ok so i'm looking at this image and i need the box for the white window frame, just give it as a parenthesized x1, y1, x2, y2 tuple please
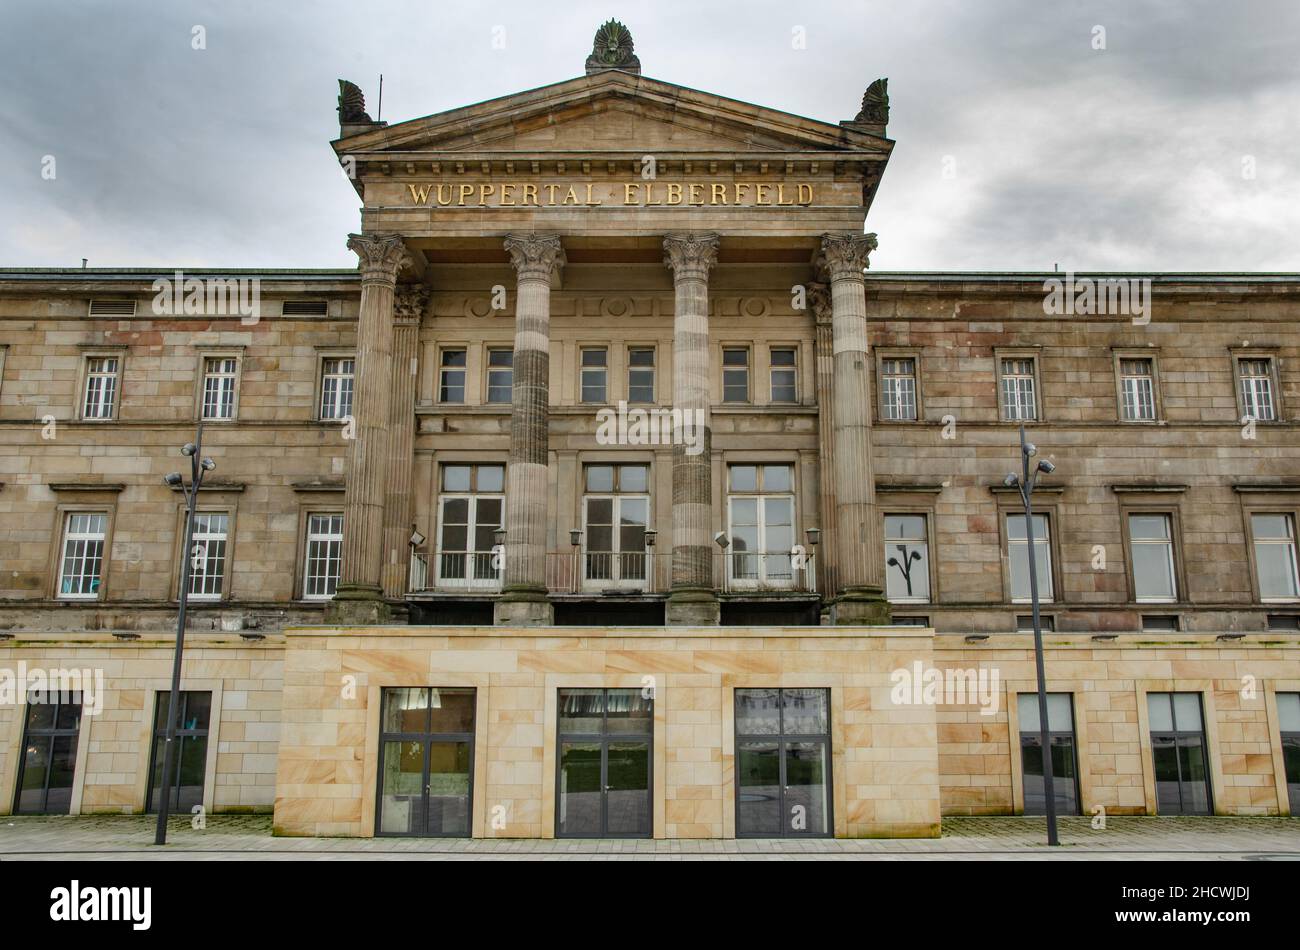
(768, 347, 798, 404)
(880, 357, 918, 421)
(581, 492, 650, 591)
(319, 356, 355, 421)
(580, 347, 608, 404)
(726, 465, 796, 590)
(81, 354, 120, 421)
(999, 356, 1039, 422)
(1238, 357, 1277, 422)
(1251, 512, 1300, 603)
(302, 513, 343, 600)
(435, 493, 504, 590)
(722, 347, 751, 404)
(199, 355, 240, 421)
(1007, 512, 1054, 603)
(486, 348, 513, 404)
(1128, 512, 1178, 603)
(186, 511, 230, 601)
(627, 346, 656, 404)
(438, 348, 467, 404)
(1119, 358, 1157, 422)
(884, 512, 931, 603)
(57, 512, 108, 600)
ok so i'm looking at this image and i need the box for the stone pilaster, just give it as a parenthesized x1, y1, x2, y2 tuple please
(328, 233, 414, 625)
(379, 283, 428, 601)
(818, 232, 890, 625)
(663, 232, 720, 625)
(494, 233, 565, 626)
(809, 281, 839, 604)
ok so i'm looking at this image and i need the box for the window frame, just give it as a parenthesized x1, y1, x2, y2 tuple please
(1000, 506, 1061, 604)
(53, 509, 111, 601)
(194, 350, 243, 422)
(995, 348, 1043, 423)
(1121, 507, 1185, 604)
(626, 344, 657, 404)
(725, 463, 798, 589)
(170, 504, 237, 602)
(875, 348, 923, 422)
(434, 463, 506, 590)
(316, 351, 356, 422)
(579, 346, 609, 404)
(721, 345, 752, 404)
(732, 687, 834, 839)
(1245, 508, 1300, 604)
(437, 346, 468, 405)
(1015, 692, 1082, 817)
(76, 348, 126, 422)
(882, 510, 934, 604)
(300, 510, 344, 601)
(1112, 349, 1163, 423)
(1231, 349, 1282, 423)
(484, 347, 514, 405)
(767, 345, 799, 405)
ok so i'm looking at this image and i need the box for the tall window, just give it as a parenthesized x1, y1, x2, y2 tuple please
(437, 464, 504, 588)
(580, 347, 607, 403)
(735, 688, 832, 837)
(722, 347, 750, 403)
(485, 348, 513, 404)
(1007, 512, 1052, 602)
(1119, 358, 1156, 421)
(1017, 693, 1080, 816)
(769, 347, 797, 403)
(58, 512, 107, 599)
(1238, 357, 1276, 421)
(200, 356, 238, 420)
(377, 687, 476, 837)
(880, 357, 918, 421)
(82, 356, 119, 420)
(14, 691, 82, 815)
(727, 464, 795, 588)
(884, 514, 930, 603)
(627, 346, 655, 403)
(557, 688, 653, 838)
(1147, 692, 1211, 815)
(999, 357, 1038, 421)
(582, 464, 649, 588)
(187, 512, 229, 600)
(439, 349, 466, 403)
(147, 691, 211, 815)
(319, 357, 354, 420)
(303, 513, 343, 599)
(1128, 513, 1177, 602)
(1279, 693, 1300, 814)
(1252, 513, 1300, 601)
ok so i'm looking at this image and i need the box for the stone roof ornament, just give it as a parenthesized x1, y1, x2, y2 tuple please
(585, 19, 641, 75)
(338, 79, 385, 137)
(845, 78, 889, 135)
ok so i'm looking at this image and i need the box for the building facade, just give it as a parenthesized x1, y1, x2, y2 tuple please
(1, 23, 1299, 837)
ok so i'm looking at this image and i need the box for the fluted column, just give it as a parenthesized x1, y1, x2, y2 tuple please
(809, 281, 840, 604)
(819, 232, 890, 624)
(380, 283, 428, 600)
(663, 232, 720, 625)
(328, 232, 414, 625)
(494, 233, 564, 627)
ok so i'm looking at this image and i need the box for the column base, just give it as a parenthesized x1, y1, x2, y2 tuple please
(666, 588, 720, 626)
(829, 588, 892, 626)
(324, 585, 391, 626)
(493, 588, 554, 626)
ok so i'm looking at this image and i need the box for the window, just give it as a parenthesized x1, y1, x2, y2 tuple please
(884, 513, 930, 603)
(627, 346, 655, 403)
(486, 349, 513, 404)
(439, 349, 466, 403)
(735, 688, 832, 837)
(580, 347, 607, 403)
(13, 691, 82, 815)
(769, 347, 797, 403)
(186, 512, 229, 600)
(1119, 358, 1156, 421)
(557, 688, 652, 838)
(147, 691, 211, 815)
(722, 347, 750, 403)
(1147, 692, 1211, 815)
(1007, 513, 1053, 602)
(999, 357, 1038, 421)
(582, 464, 649, 588)
(58, 512, 107, 599)
(436, 464, 504, 589)
(377, 687, 476, 837)
(1278, 693, 1300, 815)
(1017, 614, 1055, 632)
(880, 357, 918, 421)
(1237, 357, 1276, 421)
(82, 355, 119, 420)
(1017, 693, 1080, 816)
(1141, 614, 1180, 632)
(1128, 513, 1177, 602)
(727, 464, 795, 588)
(1251, 513, 1300, 601)
(200, 356, 238, 420)
(303, 513, 343, 599)
(319, 357, 354, 420)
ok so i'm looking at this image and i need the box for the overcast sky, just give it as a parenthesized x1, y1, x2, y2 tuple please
(2, 0, 1297, 272)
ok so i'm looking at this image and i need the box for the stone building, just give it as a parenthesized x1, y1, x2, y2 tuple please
(1, 22, 1298, 837)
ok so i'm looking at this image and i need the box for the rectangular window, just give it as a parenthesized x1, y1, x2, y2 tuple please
(1147, 692, 1211, 815)
(186, 511, 229, 600)
(999, 357, 1038, 421)
(1252, 513, 1300, 601)
(580, 347, 608, 403)
(1129, 513, 1177, 602)
(319, 357, 354, 420)
(377, 687, 476, 837)
(557, 688, 653, 838)
(1141, 614, 1180, 632)
(727, 464, 795, 588)
(486, 349, 513, 404)
(884, 513, 930, 603)
(82, 356, 119, 420)
(582, 464, 649, 588)
(627, 346, 655, 403)
(1017, 614, 1055, 632)
(1119, 358, 1156, 421)
(438, 349, 466, 403)
(1007, 512, 1052, 602)
(1278, 693, 1300, 815)
(147, 691, 211, 815)
(436, 464, 504, 589)
(58, 512, 107, 599)
(1017, 693, 1080, 816)
(14, 691, 82, 815)
(200, 356, 238, 420)
(1238, 358, 1276, 421)
(880, 357, 918, 421)
(303, 513, 343, 599)
(769, 347, 797, 403)
(734, 688, 832, 837)
(723, 347, 750, 403)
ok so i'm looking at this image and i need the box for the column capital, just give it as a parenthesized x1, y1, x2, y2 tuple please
(663, 232, 720, 282)
(807, 281, 833, 325)
(347, 233, 415, 284)
(504, 233, 566, 282)
(393, 283, 429, 324)
(817, 232, 878, 282)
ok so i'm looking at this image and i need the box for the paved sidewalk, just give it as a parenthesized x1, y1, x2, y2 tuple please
(1, 814, 1298, 860)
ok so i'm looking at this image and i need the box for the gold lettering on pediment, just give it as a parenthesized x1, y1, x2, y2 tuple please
(402, 180, 816, 208)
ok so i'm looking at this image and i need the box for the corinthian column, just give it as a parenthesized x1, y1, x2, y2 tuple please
(328, 232, 414, 625)
(380, 283, 428, 600)
(809, 281, 839, 603)
(819, 232, 890, 625)
(494, 233, 564, 627)
(663, 232, 720, 626)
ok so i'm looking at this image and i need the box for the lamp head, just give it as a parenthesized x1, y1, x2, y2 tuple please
(1036, 459, 1056, 475)
(1022, 441, 1037, 458)
(714, 531, 730, 549)
(1003, 473, 1019, 488)
(200, 458, 215, 471)
(182, 443, 197, 457)
(164, 472, 183, 487)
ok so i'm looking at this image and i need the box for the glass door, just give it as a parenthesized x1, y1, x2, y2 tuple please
(147, 691, 211, 814)
(14, 691, 82, 814)
(557, 688, 652, 838)
(1147, 692, 1212, 815)
(735, 688, 832, 837)
(376, 687, 475, 837)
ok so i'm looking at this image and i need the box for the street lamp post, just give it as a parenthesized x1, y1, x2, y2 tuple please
(1004, 424, 1060, 847)
(154, 426, 215, 846)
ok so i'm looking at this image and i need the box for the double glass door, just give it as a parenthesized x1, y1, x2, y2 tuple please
(147, 691, 211, 814)
(557, 688, 652, 837)
(1148, 692, 1212, 815)
(735, 688, 832, 837)
(376, 687, 475, 836)
(14, 691, 82, 814)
